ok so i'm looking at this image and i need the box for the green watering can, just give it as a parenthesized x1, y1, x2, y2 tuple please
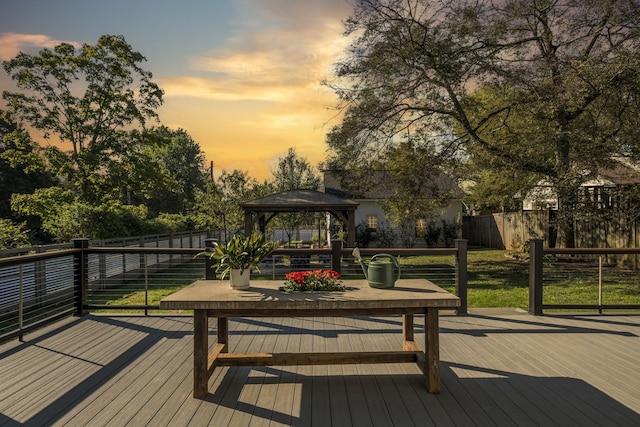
(352, 248, 401, 289)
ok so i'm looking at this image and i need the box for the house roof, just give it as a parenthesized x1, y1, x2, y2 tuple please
(240, 189, 359, 212)
(323, 170, 464, 200)
(597, 160, 640, 186)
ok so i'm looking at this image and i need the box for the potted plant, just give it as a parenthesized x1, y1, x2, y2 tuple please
(203, 232, 277, 290)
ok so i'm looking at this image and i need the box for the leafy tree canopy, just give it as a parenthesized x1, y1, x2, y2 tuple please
(272, 147, 321, 191)
(270, 147, 323, 244)
(3, 34, 164, 201)
(0, 110, 55, 220)
(326, 0, 640, 247)
(122, 126, 207, 215)
(192, 169, 263, 240)
(0, 218, 30, 250)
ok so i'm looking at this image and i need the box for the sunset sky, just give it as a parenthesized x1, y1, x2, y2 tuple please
(0, 0, 353, 180)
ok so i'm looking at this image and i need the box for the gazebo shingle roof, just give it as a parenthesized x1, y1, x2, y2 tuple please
(240, 189, 358, 246)
(240, 189, 359, 211)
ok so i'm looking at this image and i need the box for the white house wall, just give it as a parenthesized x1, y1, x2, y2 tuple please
(354, 200, 387, 226)
(354, 200, 462, 226)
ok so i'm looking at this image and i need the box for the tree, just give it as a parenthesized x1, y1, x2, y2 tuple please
(0, 219, 30, 249)
(192, 170, 259, 240)
(0, 111, 54, 220)
(271, 147, 322, 245)
(11, 187, 77, 241)
(126, 126, 206, 215)
(3, 34, 164, 202)
(379, 140, 457, 246)
(272, 147, 321, 191)
(326, 0, 640, 247)
(10, 186, 189, 241)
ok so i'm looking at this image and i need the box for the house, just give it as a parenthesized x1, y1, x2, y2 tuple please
(523, 157, 640, 211)
(323, 170, 464, 247)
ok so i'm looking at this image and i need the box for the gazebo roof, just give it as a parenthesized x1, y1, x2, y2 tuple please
(240, 189, 359, 212)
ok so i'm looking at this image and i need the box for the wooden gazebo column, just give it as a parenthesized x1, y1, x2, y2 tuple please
(244, 210, 253, 236)
(329, 207, 357, 248)
(346, 209, 356, 248)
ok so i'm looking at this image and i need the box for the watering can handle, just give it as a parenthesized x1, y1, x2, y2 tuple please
(370, 254, 401, 282)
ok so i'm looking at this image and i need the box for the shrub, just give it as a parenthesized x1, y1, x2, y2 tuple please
(425, 220, 441, 247)
(0, 219, 30, 249)
(441, 219, 460, 247)
(376, 221, 397, 247)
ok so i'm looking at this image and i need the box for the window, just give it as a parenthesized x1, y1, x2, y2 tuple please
(366, 215, 378, 230)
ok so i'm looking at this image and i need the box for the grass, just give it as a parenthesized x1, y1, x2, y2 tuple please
(403, 249, 530, 310)
(542, 258, 640, 311)
(404, 248, 640, 311)
(93, 248, 640, 313)
(89, 261, 205, 314)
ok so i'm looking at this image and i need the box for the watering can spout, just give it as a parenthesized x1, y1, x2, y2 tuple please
(352, 247, 368, 279)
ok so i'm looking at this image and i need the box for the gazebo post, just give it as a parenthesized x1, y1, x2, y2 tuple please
(347, 209, 356, 248)
(244, 210, 253, 236)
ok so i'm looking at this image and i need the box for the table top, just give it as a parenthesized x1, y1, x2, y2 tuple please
(159, 279, 460, 311)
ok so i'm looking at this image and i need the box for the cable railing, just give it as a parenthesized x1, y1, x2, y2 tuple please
(529, 239, 640, 314)
(7, 235, 640, 342)
(0, 249, 79, 343)
(0, 239, 468, 342)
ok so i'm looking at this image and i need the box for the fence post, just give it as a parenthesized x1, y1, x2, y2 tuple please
(204, 238, 217, 280)
(455, 239, 468, 315)
(73, 238, 90, 316)
(529, 238, 544, 315)
(331, 239, 343, 274)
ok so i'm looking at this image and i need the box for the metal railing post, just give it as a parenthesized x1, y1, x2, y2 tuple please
(18, 265, 24, 341)
(529, 238, 544, 315)
(455, 239, 468, 315)
(73, 238, 90, 316)
(331, 239, 343, 274)
(144, 254, 149, 316)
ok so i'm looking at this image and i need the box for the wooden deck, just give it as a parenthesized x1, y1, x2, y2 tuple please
(1, 310, 639, 426)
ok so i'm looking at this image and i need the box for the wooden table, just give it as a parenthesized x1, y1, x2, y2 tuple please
(160, 278, 460, 398)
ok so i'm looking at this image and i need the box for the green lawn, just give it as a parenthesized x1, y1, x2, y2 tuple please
(94, 249, 640, 313)
(405, 249, 640, 311)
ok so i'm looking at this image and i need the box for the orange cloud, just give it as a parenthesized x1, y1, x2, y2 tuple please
(0, 32, 81, 60)
(0, 1, 354, 182)
(158, 0, 351, 180)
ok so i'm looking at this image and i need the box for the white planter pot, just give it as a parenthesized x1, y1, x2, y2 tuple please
(229, 269, 251, 290)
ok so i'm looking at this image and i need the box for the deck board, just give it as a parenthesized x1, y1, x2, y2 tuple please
(1, 312, 639, 426)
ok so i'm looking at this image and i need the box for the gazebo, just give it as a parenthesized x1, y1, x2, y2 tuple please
(240, 189, 359, 247)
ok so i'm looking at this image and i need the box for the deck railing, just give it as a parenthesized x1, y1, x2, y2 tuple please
(0, 239, 468, 342)
(529, 238, 640, 314)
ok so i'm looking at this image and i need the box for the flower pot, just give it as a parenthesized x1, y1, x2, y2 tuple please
(229, 269, 251, 290)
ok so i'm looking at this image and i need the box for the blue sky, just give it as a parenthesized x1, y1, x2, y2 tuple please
(0, 0, 352, 179)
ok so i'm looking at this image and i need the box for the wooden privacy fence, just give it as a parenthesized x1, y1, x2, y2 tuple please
(463, 211, 549, 250)
(463, 211, 640, 251)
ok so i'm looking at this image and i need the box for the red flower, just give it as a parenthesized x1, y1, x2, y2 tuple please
(283, 269, 343, 292)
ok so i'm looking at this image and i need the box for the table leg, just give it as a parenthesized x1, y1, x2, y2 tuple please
(425, 308, 440, 393)
(402, 314, 414, 345)
(218, 317, 228, 352)
(193, 309, 209, 398)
